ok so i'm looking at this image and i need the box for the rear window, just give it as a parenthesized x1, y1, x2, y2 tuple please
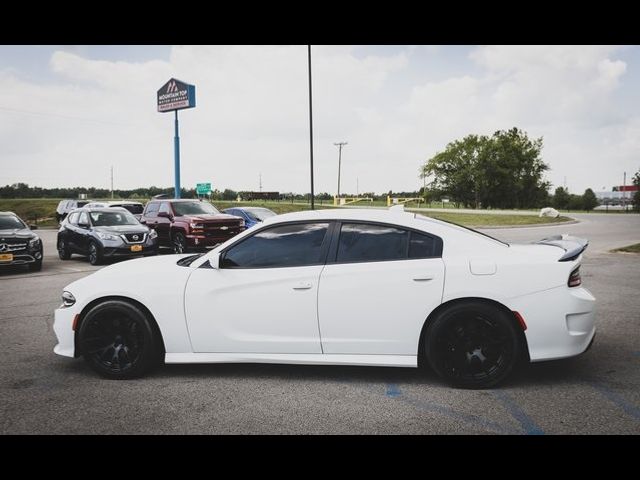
(116, 204, 144, 214)
(77, 201, 89, 208)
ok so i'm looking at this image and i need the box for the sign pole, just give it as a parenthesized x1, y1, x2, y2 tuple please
(174, 110, 181, 199)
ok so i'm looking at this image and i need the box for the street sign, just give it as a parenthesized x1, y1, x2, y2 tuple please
(196, 183, 212, 195)
(157, 78, 196, 113)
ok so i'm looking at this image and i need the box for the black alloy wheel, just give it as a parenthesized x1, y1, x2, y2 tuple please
(425, 302, 521, 389)
(88, 241, 102, 265)
(78, 300, 161, 379)
(172, 232, 187, 254)
(58, 238, 71, 260)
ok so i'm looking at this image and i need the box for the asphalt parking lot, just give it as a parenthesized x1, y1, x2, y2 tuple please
(1, 213, 639, 434)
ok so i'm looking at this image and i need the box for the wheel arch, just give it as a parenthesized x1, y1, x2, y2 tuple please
(74, 295, 166, 359)
(417, 296, 530, 367)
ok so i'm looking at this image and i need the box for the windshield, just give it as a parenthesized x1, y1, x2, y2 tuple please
(415, 214, 509, 247)
(243, 208, 276, 222)
(172, 201, 219, 216)
(89, 211, 139, 226)
(0, 215, 26, 230)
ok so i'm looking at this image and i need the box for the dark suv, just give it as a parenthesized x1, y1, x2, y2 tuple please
(0, 211, 43, 271)
(57, 207, 158, 265)
(141, 199, 245, 253)
(56, 199, 91, 222)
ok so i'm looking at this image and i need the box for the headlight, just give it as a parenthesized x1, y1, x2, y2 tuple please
(61, 291, 76, 308)
(97, 232, 119, 241)
(28, 237, 41, 249)
(189, 222, 204, 229)
(148, 229, 158, 239)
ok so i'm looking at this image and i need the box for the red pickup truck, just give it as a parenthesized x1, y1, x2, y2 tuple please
(141, 199, 245, 253)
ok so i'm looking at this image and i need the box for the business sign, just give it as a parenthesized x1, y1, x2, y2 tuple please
(157, 78, 196, 113)
(196, 183, 212, 195)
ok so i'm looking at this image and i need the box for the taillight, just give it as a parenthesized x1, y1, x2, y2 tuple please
(568, 266, 582, 287)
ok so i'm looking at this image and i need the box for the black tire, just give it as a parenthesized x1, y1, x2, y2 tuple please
(88, 241, 102, 265)
(424, 302, 521, 389)
(28, 259, 42, 272)
(58, 238, 71, 260)
(172, 232, 187, 254)
(78, 300, 162, 379)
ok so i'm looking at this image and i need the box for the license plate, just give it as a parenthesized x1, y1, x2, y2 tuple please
(130, 245, 143, 252)
(0, 253, 13, 262)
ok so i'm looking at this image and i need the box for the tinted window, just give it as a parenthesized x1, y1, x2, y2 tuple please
(77, 201, 89, 208)
(67, 212, 79, 225)
(145, 202, 160, 216)
(337, 223, 408, 263)
(409, 232, 436, 258)
(222, 223, 329, 268)
(159, 202, 172, 214)
(244, 208, 276, 221)
(115, 204, 144, 215)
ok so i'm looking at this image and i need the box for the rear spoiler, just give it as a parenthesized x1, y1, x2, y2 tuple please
(536, 234, 589, 262)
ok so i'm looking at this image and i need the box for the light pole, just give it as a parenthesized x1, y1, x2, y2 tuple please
(308, 46, 315, 209)
(334, 141, 348, 198)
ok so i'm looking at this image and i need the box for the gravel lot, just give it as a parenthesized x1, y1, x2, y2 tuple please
(1, 213, 639, 434)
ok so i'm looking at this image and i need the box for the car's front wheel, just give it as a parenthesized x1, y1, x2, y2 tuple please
(88, 241, 102, 265)
(172, 232, 187, 254)
(424, 302, 521, 389)
(58, 238, 71, 260)
(78, 300, 163, 379)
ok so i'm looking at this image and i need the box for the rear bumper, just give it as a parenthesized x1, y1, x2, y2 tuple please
(510, 286, 596, 362)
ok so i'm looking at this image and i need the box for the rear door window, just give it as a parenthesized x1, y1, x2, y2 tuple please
(336, 223, 408, 263)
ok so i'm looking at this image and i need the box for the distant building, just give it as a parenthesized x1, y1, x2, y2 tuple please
(595, 185, 638, 205)
(238, 191, 281, 201)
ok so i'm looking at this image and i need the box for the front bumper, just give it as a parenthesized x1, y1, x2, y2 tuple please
(102, 245, 158, 258)
(510, 285, 596, 362)
(53, 306, 77, 358)
(0, 249, 43, 266)
(186, 232, 243, 249)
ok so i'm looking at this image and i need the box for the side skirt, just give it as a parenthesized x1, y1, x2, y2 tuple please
(165, 353, 417, 368)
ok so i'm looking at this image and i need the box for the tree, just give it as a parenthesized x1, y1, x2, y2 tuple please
(582, 188, 598, 212)
(553, 187, 570, 210)
(422, 128, 550, 209)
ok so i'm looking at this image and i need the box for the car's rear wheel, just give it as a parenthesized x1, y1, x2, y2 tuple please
(172, 232, 187, 254)
(78, 300, 162, 379)
(88, 241, 102, 265)
(424, 302, 521, 389)
(58, 239, 71, 260)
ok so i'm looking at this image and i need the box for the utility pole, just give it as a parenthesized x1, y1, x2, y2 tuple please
(334, 141, 348, 198)
(110, 166, 114, 199)
(308, 45, 315, 210)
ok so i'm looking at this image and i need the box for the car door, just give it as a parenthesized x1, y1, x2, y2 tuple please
(63, 212, 81, 252)
(155, 202, 173, 245)
(317, 222, 445, 355)
(184, 222, 332, 353)
(76, 211, 92, 253)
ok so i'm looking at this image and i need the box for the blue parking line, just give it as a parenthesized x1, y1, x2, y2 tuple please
(491, 390, 545, 435)
(590, 382, 640, 421)
(385, 383, 402, 397)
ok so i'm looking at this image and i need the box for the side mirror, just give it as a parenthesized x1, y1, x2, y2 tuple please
(158, 211, 172, 219)
(208, 252, 220, 269)
(78, 222, 89, 229)
(29, 225, 38, 230)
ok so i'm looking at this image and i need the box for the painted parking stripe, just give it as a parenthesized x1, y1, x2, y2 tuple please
(590, 382, 640, 421)
(491, 390, 545, 435)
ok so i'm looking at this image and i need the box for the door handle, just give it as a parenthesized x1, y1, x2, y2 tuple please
(292, 282, 313, 290)
(413, 276, 434, 282)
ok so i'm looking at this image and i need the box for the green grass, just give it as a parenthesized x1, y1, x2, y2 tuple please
(0, 198, 574, 228)
(611, 243, 640, 253)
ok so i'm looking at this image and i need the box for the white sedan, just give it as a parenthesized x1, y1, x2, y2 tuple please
(53, 207, 596, 388)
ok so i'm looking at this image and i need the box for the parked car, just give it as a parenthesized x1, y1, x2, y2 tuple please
(0, 211, 43, 271)
(57, 207, 158, 265)
(84, 201, 145, 220)
(140, 199, 245, 253)
(222, 206, 276, 228)
(53, 206, 595, 388)
(56, 199, 92, 222)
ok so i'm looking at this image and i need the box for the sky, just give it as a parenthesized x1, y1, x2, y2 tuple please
(1, 45, 639, 195)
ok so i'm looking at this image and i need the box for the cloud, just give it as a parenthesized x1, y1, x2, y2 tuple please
(0, 45, 637, 195)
